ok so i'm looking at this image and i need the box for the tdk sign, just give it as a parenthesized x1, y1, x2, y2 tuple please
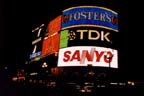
(62, 6, 118, 32)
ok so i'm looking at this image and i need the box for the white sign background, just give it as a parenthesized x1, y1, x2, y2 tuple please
(58, 46, 118, 68)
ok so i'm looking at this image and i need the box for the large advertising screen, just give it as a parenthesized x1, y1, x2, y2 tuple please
(57, 6, 118, 68)
(58, 46, 118, 68)
(42, 15, 61, 56)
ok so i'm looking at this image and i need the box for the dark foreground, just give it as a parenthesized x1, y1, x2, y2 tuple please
(1, 82, 144, 96)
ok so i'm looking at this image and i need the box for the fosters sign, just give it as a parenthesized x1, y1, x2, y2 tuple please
(62, 6, 118, 32)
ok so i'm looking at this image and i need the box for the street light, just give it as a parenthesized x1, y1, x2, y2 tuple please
(42, 62, 48, 68)
(104, 53, 114, 86)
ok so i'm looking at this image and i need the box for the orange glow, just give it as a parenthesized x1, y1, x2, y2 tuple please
(51, 67, 59, 76)
(42, 15, 61, 56)
(12, 77, 17, 81)
(48, 15, 61, 35)
(42, 33, 60, 56)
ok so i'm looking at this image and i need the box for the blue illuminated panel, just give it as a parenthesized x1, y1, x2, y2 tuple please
(62, 6, 118, 32)
(29, 51, 42, 59)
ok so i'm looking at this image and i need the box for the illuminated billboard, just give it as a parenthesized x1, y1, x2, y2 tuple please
(59, 30, 69, 48)
(62, 6, 118, 32)
(57, 6, 119, 68)
(59, 27, 118, 49)
(42, 16, 61, 56)
(30, 24, 45, 60)
(58, 46, 118, 68)
(48, 15, 61, 34)
(42, 33, 60, 56)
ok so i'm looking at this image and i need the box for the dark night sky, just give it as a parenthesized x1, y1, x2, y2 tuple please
(1, 0, 144, 82)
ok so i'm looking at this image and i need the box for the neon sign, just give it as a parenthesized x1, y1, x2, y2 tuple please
(62, 6, 118, 32)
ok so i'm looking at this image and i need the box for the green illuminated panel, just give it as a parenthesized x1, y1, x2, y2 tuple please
(34, 57, 41, 61)
(60, 30, 69, 48)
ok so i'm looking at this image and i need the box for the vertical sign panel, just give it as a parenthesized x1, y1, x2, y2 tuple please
(30, 24, 45, 60)
(42, 16, 61, 56)
(60, 30, 69, 48)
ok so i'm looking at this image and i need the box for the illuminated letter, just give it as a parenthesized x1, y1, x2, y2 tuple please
(77, 30, 88, 40)
(112, 16, 118, 25)
(104, 51, 113, 63)
(70, 50, 80, 61)
(95, 51, 104, 62)
(101, 31, 110, 42)
(80, 48, 95, 64)
(74, 12, 81, 20)
(89, 30, 100, 40)
(87, 12, 93, 20)
(81, 12, 87, 19)
(69, 13, 73, 21)
(62, 15, 69, 23)
(94, 12, 99, 20)
(105, 13, 111, 22)
(63, 51, 71, 62)
(100, 13, 105, 22)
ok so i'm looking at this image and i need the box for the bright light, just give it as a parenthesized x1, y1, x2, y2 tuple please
(58, 46, 118, 68)
(30, 72, 38, 76)
(12, 77, 17, 81)
(42, 62, 48, 68)
(128, 81, 135, 86)
(110, 82, 118, 85)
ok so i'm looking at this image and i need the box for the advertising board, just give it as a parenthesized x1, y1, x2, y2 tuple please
(62, 6, 118, 32)
(58, 46, 118, 68)
(30, 24, 45, 60)
(42, 15, 61, 56)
